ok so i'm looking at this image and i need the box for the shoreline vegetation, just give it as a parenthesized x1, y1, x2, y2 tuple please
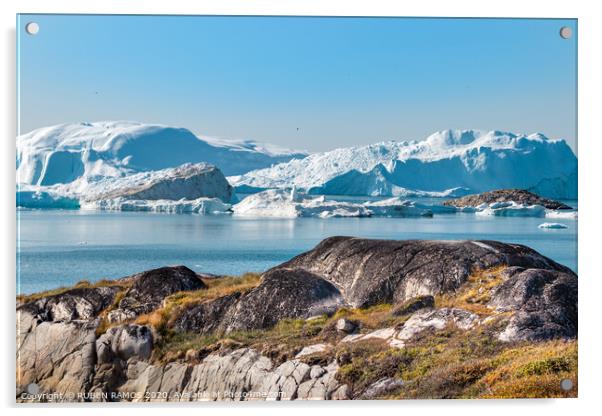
(17, 237, 577, 401)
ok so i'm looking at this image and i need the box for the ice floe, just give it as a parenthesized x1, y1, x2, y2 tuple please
(81, 197, 231, 214)
(231, 189, 434, 218)
(470, 201, 577, 219)
(538, 222, 569, 229)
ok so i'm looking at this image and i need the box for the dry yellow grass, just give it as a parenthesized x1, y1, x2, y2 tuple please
(436, 265, 508, 315)
(332, 304, 408, 330)
(479, 340, 577, 398)
(147, 277, 577, 400)
(168, 272, 261, 308)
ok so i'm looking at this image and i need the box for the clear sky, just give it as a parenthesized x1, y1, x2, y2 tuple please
(17, 15, 577, 152)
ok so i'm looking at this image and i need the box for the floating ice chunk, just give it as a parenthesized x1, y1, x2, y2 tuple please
(364, 197, 434, 217)
(538, 222, 569, 229)
(545, 210, 578, 219)
(475, 202, 546, 217)
(232, 189, 433, 218)
(318, 208, 367, 218)
(81, 197, 231, 214)
(16, 189, 80, 209)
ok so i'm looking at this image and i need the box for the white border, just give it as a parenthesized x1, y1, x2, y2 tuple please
(2, 1, 601, 415)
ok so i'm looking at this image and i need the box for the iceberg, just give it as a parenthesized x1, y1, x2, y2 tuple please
(538, 222, 569, 229)
(230, 130, 577, 199)
(475, 202, 547, 217)
(468, 201, 578, 219)
(545, 210, 578, 219)
(16, 160, 237, 215)
(16, 121, 307, 189)
(16, 162, 235, 213)
(81, 197, 231, 214)
(81, 163, 233, 203)
(232, 189, 433, 218)
(16, 189, 80, 209)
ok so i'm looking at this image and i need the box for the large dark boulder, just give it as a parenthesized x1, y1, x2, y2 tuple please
(108, 266, 207, 322)
(171, 292, 242, 333)
(224, 268, 344, 332)
(489, 268, 578, 341)
(276, 236, 573, 308)
(442, 189, 572, 210)
(171, 269, 344, 334)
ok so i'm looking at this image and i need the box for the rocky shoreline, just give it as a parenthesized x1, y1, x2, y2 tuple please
(17, 237, 578, 401)
(443, 189, 573, 210)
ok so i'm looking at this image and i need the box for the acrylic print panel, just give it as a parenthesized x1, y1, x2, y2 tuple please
(16, 15, 577, 402)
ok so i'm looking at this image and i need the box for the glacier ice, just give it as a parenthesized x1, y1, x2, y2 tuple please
(15, 123, 579, 216)
(81, 197, 231, 214)
(230, 129, 577, 199)
(538, 222, 569, 229)
(16, 189, 80, 209)
(545, 210, 578, 219)
(231, 189, 434, 218)
(81, 163, 233, 203)
(474, 202, 547, 217)
(16, 121, 306, 189)
(465, 201, 577, 219)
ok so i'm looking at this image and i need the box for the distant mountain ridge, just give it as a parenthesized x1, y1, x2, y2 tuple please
(230, 129, 577, 199)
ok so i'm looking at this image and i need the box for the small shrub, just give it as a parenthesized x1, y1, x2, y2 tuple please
(517, 356, 572, 377)
(336, 343, 413, 396)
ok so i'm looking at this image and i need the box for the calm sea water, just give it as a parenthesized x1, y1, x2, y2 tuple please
(17, 206, 577, 294)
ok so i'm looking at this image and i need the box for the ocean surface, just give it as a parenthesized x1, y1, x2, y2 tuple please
(17, 201, 577, 294)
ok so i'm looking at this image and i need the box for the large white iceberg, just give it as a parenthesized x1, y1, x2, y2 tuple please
(232, 189, 434, 218)
(230, 129, 577, 199)
(16, 121, 307, 190)
(81, 163, 233, 203)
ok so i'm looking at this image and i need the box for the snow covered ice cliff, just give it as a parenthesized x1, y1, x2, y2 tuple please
(230, 129, 577, 199)
(16, 121, 306, 189)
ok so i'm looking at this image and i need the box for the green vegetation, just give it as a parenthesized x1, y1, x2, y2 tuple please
(152, 315, 330, 364)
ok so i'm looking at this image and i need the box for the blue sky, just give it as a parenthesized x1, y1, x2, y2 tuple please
(17, 15, 577, 152)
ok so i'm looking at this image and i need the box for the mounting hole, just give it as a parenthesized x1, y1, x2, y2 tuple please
(25, 22, 39, 35)
(560, 378, 573, 391)
(26, 382, 40, 395)
(559, 26, 572, 39)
